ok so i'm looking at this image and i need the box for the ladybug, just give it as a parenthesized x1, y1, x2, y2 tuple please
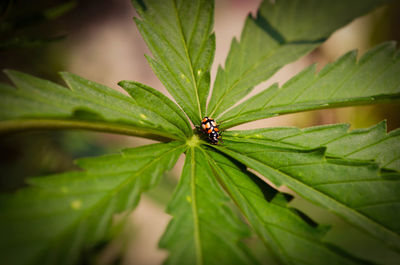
(200, 117, 221, 144)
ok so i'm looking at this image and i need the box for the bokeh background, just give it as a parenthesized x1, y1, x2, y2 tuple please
(1, 0, 400, 264)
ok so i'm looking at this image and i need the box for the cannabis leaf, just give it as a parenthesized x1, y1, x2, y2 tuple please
(119, 81, 193, 136)
(159, 146, 255, 265)
(223, 120, 400, 171)
(207, 0, 390, 118)
(220, 42, 400, 129)
(1, 0, 399, 264)
(206, 149, 374, 265)
(0, 70, 188, 140)
(132, 0, 215, 124)
(216, 121, 400, 251)
(0, 142, 185, 265)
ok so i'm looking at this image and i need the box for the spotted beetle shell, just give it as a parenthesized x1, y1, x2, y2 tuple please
(201, 117, 220, 144)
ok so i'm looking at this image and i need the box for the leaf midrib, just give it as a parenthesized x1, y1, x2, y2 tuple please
(220, 92, 400, 128)
(173, 0, 202, 121)
(226, 130, 398, 172)
(190, 147, 203, 265)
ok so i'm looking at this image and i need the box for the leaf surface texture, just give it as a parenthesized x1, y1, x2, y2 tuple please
(0, 71, 188, 140)
(159, 146, 254, 265)
(132, 0, 215, 124)
(216, 123, 400, 251)
(220, 42, 400, 128)
(207, 0, 389, 118)
(0, 142, 185, 265)
(206, 150, 374, 265)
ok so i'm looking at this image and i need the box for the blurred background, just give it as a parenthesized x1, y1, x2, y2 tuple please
(1, 0, 400, 264)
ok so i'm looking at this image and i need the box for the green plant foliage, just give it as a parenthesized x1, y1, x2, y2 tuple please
(207, 0, 390, 118)
(220, 42, 400, 129)
(206, 150, 373, 265)
(0, 142, 185, 265)
(216, 122, 400, 251)
(0, 70, 186, 140)
(132, 0, 215, 124)
(119, 81, 193, 136)
(223, 121, 400, 171)
(0, 0, 399, 264)
(159, 146, 254, 265)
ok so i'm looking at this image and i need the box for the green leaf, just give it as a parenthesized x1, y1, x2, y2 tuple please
(224, 120, 400, 172)
(214, 123, 400, 251)
(207, 0, 390, 119)
(132, 0, 215, 124)
(206, 149, 374, 265)
(119, 80, 193, 137)
(159, 146, 255, 265)
(0, 141, 185, 265)
(219, 42, 400, 129)
(0, 70, 187, 141)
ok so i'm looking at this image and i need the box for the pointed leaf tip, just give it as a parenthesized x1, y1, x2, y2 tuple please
(132, 0, 215, 124)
